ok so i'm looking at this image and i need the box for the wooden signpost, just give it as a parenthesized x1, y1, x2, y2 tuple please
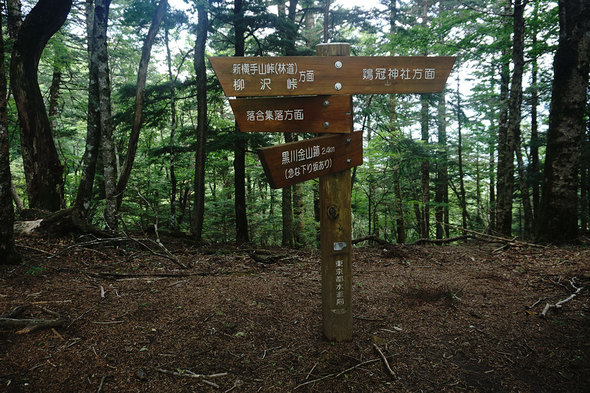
(210, 44, 455, 342)
(258, 131, 362, 189)
(209, 55, 455, 96)
(230, 95, 353, 133)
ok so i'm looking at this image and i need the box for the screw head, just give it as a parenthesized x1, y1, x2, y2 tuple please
(334, 82, 342, 91)
(335, 61, 343, 69)
(323, 121, 330, 129)
(323, 100, 331, 107)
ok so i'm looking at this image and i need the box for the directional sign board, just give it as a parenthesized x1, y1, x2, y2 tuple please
(209, 56, 455, 97)
(230, 95, 353, 133)
(258, 132, 363, 189)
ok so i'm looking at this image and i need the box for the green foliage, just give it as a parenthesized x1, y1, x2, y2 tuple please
(5, 0, 562, 244)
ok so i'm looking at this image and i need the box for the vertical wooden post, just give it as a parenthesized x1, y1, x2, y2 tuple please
(317, 42, 352, 341)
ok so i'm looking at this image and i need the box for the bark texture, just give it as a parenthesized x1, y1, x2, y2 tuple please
(115, 0, 168, 207)
(191, 0, 209, 242)
(9, 0, 72, 212)
(74, 0, 101, 213)
(537, 0, 590, 243)
(0, 2, 20, 265)
(495, 1, 513, 236)
(233, 0, 249, 244)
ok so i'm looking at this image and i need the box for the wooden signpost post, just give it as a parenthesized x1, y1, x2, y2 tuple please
(210, 43, 454, 342)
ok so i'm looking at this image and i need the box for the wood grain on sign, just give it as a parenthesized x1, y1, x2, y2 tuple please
(258, 132, 363, 189)
(230, 95, 353, 133)
(209, 56, 455, 97)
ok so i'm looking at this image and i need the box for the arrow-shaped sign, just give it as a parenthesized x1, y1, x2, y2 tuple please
(258, 132, 363, 189)
(210, 56, 455, 97)
(230, 95, 353, 133)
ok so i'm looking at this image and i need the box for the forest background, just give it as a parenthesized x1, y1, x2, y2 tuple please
(0, 0, 589, 264)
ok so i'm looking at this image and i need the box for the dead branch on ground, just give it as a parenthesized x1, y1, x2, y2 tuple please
(413, 235, 473, 245)
(541, 278, 584, 318)
(293, 358, 382, 390)
(373, 343, 396, 378)
(352, 234, 391, 246)
(442, 222, 548, 249)
(156, 368, 228, 388)
(0, 317, 65, 334)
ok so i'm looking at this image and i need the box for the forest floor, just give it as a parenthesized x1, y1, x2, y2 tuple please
(0, 234, 589, 393)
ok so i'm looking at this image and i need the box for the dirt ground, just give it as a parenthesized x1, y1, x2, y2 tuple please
(1, 235, 589, 393)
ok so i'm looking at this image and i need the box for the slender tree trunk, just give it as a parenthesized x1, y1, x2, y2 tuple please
(94, 0, 117, 230)
(282, 134, 294, 247)
(115, 0, 168, 208)
(291, 134, 305, 246)
(488, 134, 496, 233)
(435, 91, 448, 239)
(581, 123, 590, 232)
(10, 0, 71, 212)
(48, 67, 61, 131)
(293, 180, 305, 246)
(420, 94, 430, 238)
(507, 0, 532, 238)
(0, 2, 20, 265)
(456, 80, 468, 232)
(515, 135, 533, 238)
(233, 0, 249, 243)
(74, 0, 101, 214)
(496, 1, 513, 236)
(418, 0, 430, 239)
(530, 1, 540, 227)
(537, 0, 590, 243)
(323, 0, 330, 43)
(394, 171, 405, 243)
(165, 27, 178, 231)
(191, 1, 208, 241)
(6, 0, 22, 39)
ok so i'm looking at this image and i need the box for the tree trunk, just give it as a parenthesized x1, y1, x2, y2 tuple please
(581, 135, 588, 232)
(191, 0, 208, 241)
(495, 1, 513, 236)
(293, 181, 305, 247)
(323, 0, 330, 43)
(6, 0, 22, 39)
(394, 171, 405, 244)
(93, 0, 117, 230)
(435, 91, 448, 239)
(530, 1, 540, 228)
(420, 94, 430, 238)
(165, 27, 178, 231)
(457, 80, 468, 232)
(292, 135, 305, 247)
(48, 67, 61, 131)
(0, 2, 20, 265)
(9, 0, 71, 212)
(507, 0, 532, 238)
(74, 0, 100, 213)
(233, 0, 249, 244)
(115, 0, 168, 208)
(537, 0, 590, 243)
(282, 134, 294, 247)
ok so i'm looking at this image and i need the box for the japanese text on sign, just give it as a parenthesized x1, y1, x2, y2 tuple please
(280, 144, 335, 165)
(246, 109, 304, 122)
(232, 62, 316, 92)
(285, 159, 333, 181)
(335, 259, 345, 307)
(362, 67, 436, 80)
